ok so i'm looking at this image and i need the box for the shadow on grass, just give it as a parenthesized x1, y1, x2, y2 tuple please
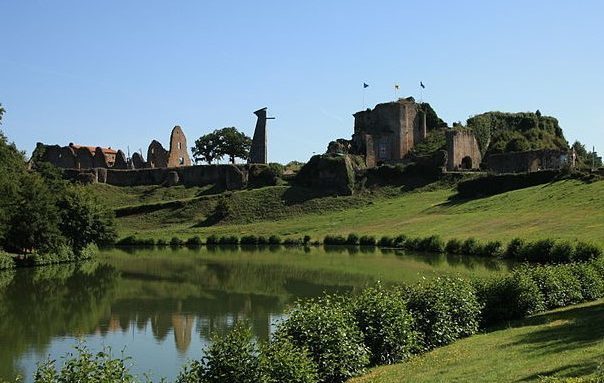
(506, 301, 604, 381)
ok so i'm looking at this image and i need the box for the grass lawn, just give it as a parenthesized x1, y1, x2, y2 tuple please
(349, 299, 604, 383)
(95, 179, 604, 246)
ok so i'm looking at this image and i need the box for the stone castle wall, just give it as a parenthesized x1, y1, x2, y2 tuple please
(485, 149, 571, 173)
(446, 130, 482, 171)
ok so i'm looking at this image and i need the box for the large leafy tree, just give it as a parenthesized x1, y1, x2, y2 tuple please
(572, 140, 603, 169)
(192, 127, 252, 164)
(192, 131, 223, 164)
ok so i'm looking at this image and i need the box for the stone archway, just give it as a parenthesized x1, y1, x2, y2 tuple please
(461, 156, 473, 170)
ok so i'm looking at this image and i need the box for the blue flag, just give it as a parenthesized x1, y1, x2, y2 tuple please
(363, 82, 369, 88)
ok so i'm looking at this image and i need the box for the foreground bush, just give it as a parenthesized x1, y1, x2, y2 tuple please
(406, 277, 481, 351)
(0, 251, 15, 270)
(178, 322, 261, 383)
(34, 344, 138, 383)
(352, 284, 418, 365)
(259, 337, 319, 383)
(276, 296, 370, 383)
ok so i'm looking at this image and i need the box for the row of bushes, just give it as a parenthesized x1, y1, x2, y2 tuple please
(116, 235, 316, 248)
(324, 233, 602, 264)
(0, 244, 98, 269)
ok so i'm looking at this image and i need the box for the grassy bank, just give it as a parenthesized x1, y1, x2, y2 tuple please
(349, 299, 604, 383)
(92, 179, 604, 246)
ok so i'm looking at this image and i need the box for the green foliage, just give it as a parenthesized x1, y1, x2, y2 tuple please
(191, 130, 223, 164)
(418, 235, 445, 253)
(323, 235, 347, 246)
(206, 234, 218, 245)
(170, 236, 184, 247)
(276, 295, 370, 383)
(192, 127, 252, 164)
(177, 322, 262, 383)
(0, 251, 15, 270)
(267, 163, 285, 178)
(346, 233, 360, 245)
(218, 235, 239, 245)
(240, 234, 259, 245)
(268, 235, 282, 245)
(527, 265, 583, 309)
(185, 236, 202, 248)
(359, 235, 376, 247)
(259, 337, 319, 383)
(406, 277, 481, 351)
(466, 111, 568, 156)
(378, 236, 394, 247)
(461, 238, 480, 256)
(445, 238, 463, 254)
(573, 140, 603, 169)
(352, 284, 418, 365)
(456, 171, 560, 199)
(33, 344, 138, 383)
(575, 242, 602, 262)
(570, 263, 604, 301)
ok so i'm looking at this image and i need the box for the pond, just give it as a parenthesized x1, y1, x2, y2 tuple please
(0, 246, 511, 382)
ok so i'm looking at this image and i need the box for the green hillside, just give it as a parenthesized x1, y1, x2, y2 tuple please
(349, 299, 604, 383)
(91, 179, 604, 246)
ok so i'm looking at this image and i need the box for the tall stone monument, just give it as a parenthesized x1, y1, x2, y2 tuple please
(249, 107, 275, 164)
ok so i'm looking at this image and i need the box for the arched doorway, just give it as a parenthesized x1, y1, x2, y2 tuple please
(461, 156, 473, 170)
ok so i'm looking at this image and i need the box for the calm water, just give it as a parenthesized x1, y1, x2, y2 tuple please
(0, 246, 510, 382)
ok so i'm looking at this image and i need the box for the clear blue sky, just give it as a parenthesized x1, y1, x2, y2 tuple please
(1, 0, 602, 163)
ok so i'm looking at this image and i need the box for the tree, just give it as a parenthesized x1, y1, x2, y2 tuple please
(192, 127, 252, 165)
(192, 131, 223, 164)
(573, 140, 602, 169)
(216, 127, 252, 164)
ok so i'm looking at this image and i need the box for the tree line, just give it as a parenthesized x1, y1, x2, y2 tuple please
(0, 104, 116, 258)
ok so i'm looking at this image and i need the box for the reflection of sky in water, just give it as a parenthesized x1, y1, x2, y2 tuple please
(15, 313, 286, 382)
(0, 247, 510, 382)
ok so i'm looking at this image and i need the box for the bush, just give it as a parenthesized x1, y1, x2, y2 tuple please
(527, 265, 583, 309)
(0, 252, 15, 270)
(346, 233, 360, 246)
(156, 239, 167, 247)
(352, 284, 418, 365)
(34, 344, 137, 383)
(359, 235, 376, 247)
(257, 236, 269, 245)
(392, 235, 407, 248)
(418, 235, 445, 253)
(116, 235, 137, 246)
(550, 241, 575, 263)
(461, 238, 480, 256)
(185, 236, 202, 248)
(570, 263, 604, 301)
(276, 296, 370, 383)
(378, 236, 394, 248)
(219, 235, 239, 245)
(283, 238, 302, 246)
(170, 237, 184, 247)
(478, 241, 504, 258)
(303, 235, 311, 245)
(240, 235, 258, 245)
(505, 237, 526, 259)
(475, 271, 545, 325)
(206, 234, 219, 245)
(268, 235, 282, 245)
(523, 239, 556, 263)
(403, 237, 421, 252)
(445, 238, 463, 254)
(177, 322, 261, 383)
(323, 235, 347, 246)
(259, 337, 318, 383)
(406, 277, 481, 351)
(575, 242, 602, 262)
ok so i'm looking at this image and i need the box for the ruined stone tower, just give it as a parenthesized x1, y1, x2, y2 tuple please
(167, 126, 192, 167)
(249, 107, 270, 164)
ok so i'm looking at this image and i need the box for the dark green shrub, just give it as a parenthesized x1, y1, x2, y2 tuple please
(378, 236, 394, 248)
(359, 235, 376, 247)
(34, 344, 137, 383)
(240, 235, 259, 245)
(116, 235, 137, 246)
(505, 237, 526, 259)
(257, 236, 269, 245)
(392, 235, 407, 248)
(478, 241, 504, 258)
(140, 238, 155, 247)
(268, 235, 282, 245)
(346, 233, 360, 246)
(461, 238, 480, 256)
(474, 271, 545, 325)
(177, 322, 261, 383)
(551, 241, 575, 263)
(445, 238, 463, 254)
(0, 252, 15, 270)
(259, 337, 318, 383)
(403, 237, 421, 251)
(303, 235, 311, 245)
(323, 235, 347, 246)
(406, 277, 481, 351)
(352, 284, 418, 365)
(156, 239, 167, 247)
(185, 236, 202, 248)
(570, 263, 604, 301)
(276, 296, 370, 383)
(219, 235, 239, 245)
(524, 239, 556, 263)
(283, 238, 302, 247)
(527, 265, 583, 309)
(575, 242, 602, 262)
(170, 237, 183, 247)
(418, 235, 445, 253)
(206, 234, 218, 245)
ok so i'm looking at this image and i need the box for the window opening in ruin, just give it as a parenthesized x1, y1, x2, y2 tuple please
(179, 157, 184, 165)
(378, 142, 388, 159)
(178, 142, 182, 150)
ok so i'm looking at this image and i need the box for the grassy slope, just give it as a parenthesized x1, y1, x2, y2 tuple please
(349, 299, 604, 383)
(93, 179, 604, 246)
